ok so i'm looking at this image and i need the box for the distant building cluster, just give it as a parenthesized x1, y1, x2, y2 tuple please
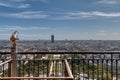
(1, 40, 120, 52)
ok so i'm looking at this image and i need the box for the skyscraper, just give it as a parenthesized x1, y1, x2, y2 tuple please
(51, 35, 54, 43)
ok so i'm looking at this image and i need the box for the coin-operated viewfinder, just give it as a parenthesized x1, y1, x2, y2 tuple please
(10, 31, 19, 49)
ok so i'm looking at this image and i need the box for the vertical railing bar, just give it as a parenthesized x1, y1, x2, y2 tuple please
(18, 60, 21, 77)
(43, 60, 44, 77)
(47, 60, 49, 77)
(87, 59, 89, 80)
(71, 54, 74, 78)
(55, 60, 57, 76)
(32, 60, 33, 77)
(56, 60, 59, 75)
(83, 59, 84, 80)
(79, 59, 81, 80)
(92, 54, 94, 80)
(111, 53, 113, 80)
(73, 54, 75, 79)
(28, 60, 30, 80)
(23, 60, 25, 77)
(18, 60, 21, 80)
(62, 59, 63, 76)
(77, 59, 79, 79)
(106, 60, 108, 80)
(2, 64, 4, 77)
(59, 59, 61, 77)
(102, 59, 104, 80)
(64, 59, 66, 77)
(38, 60, 40, 77)
(53, 60, 55, 77)
(97, 60, 99, 80)
(8, 61, 11, 77)
(71, 54, 73, 77)
(8, 62, 9, 77)
(58, 60, 60, 77)
(18, 60, 19, 77)
(116, 60, 118, 80)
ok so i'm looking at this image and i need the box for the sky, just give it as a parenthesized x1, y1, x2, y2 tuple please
(0, 0, 120, 40)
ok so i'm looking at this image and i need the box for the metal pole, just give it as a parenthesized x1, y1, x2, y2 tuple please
(11, 46, 17, 77)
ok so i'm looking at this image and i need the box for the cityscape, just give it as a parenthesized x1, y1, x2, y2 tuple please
(0, 0, 120, 80)
(0, 34, 120, 80)
(1, 39, 120, 52)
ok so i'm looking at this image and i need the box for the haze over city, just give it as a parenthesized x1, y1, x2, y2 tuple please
(0, 0, 120, 40)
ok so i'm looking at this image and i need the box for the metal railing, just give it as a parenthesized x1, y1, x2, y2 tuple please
(0, 51, 120, 80)
(0, 59, 73, 80)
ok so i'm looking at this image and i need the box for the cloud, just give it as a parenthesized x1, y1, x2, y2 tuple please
(59, 11, 120, 20)
(96, 30, 107, 36)
(0, 2, 12, 7)
(17, 4, 30, 8)
(8, 11, 49, 19)
(0, 1, 30, 9)
(1, 11, 120, 19)
(95, 0, 118, 4)
(91, 11, 120, 17)
(10, 0, 26, 2)
(0, 26, 50, 32)
(31, 0, 49, 3)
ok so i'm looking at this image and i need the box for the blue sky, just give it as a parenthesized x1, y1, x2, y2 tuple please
(0, 0, 120, 40)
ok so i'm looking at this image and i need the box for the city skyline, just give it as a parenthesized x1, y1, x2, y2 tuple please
(0, 0, 120, 40)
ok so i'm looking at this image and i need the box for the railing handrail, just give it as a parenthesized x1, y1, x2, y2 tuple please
(12, 59, 64, 61)
(65, 59, 74, 78)
(0, 77, 73, 79)
(1, 51, 120, 54)
(0, 59, 11, 66)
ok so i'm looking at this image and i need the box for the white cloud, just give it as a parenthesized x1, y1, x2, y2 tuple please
(17, 4, 30, 8)
(96, 0, 118, 4)
(0, 2, 12, 7)
(92, 11, 120, 17)
(9, 11, 49, 19)
(0, 1, 30, 9)
(31, 0, 49, 3)
(1, 11, 120, 19)
(10, 0, 26, 2)
(60, 11, 120, 20)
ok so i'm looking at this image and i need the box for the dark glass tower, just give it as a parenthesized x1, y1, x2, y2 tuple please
(51, 35, 54, 43)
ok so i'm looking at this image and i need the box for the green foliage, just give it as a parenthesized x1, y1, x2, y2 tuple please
(71, 60, 112, 80)
(75, 77, 81, 80)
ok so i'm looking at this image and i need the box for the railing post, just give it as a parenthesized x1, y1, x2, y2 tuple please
(11, 47, 17, 78)
(8, 61, 12, 77)
(10, 31, 19, 79)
